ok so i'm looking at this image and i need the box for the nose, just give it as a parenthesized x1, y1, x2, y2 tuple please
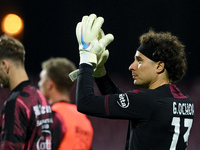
(129, 61, 136, 71)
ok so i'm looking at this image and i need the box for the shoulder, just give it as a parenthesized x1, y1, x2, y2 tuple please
(19, 84, 48, 104)
(52, 102, 78, 113)
(11, 84, 50, 114)
(125, 85, 172, 106)
(52, 102, 89, 122)
(127, 88, 160, 99)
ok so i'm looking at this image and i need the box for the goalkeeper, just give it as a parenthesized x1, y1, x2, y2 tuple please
(74, 14, 194, 150)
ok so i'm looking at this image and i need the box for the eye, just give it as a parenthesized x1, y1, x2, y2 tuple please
(137, 58, 142, 63)
(134, 56, 143, 64)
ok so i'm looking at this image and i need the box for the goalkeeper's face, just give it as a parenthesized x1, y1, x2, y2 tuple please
(129, 51, 158, 89)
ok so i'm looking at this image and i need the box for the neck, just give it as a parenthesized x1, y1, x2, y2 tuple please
(149, 80, 170, 89)
(149, 75, 170, 89)
(149, 69, 170, 89)
(9, 67, 29, 91)
(48, 90, 71, 104)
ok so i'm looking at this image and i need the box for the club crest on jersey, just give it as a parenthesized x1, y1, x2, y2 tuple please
(117, 93, 129, 108)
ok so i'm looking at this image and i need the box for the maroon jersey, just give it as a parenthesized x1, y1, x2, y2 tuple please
(0, 80, 54, 150)
(50, 110, 66, 150)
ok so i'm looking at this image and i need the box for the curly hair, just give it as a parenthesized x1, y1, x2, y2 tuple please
(42, 57, 77, 93)
(0, 34, 25, 65)
(139, 29, 187, 83)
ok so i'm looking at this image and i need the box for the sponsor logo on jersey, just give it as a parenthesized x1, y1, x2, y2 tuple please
(117, 93, 129, 108)
(36, 118, 53, 127)
(33, 104, 52, 118)
(36, 130, 51, 150)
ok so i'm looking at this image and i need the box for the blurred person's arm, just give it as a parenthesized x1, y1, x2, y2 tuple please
(0, 99, 28, 149)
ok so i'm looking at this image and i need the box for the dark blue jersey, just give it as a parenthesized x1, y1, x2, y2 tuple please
(76, 64, 194, 150)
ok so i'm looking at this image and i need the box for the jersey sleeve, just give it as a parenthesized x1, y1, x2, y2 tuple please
(94, 74, 124, 94)
(0, 97, 28, 149)
(51, 111, 66, 150)
(76, 64, 155, 120)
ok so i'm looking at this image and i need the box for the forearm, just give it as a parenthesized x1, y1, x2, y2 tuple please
(0, 100, 27, 149)
(76, 64, 108, 117)
(95, 74, 123, 95)
(76, 64, 141, 120)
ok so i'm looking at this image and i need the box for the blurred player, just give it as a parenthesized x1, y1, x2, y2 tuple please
(0, 34, 55, 150)
(75, 14, 194, 150)
(39, 57, 94, 150)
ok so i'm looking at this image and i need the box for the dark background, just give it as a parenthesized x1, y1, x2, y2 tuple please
(0, 0, 200, 149)
(0, 0, 200, 78)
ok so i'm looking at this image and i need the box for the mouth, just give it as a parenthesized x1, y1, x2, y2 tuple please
(132, 74, 138, 79)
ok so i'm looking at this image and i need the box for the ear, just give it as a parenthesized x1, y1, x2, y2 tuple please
(1, 60, 10, 74)
(47, 78, 54, 90)
(156, 61, 165, 74)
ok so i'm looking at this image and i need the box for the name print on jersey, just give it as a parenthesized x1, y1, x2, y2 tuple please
(173, 102, 194, 115)
(117, 93, 129, 108)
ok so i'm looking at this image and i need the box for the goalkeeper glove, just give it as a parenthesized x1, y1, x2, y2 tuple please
(69, 32, 114, 81)
(77, 14, 104, 66)
(93, 35, 112, 78)
(69, 14, 114, 81)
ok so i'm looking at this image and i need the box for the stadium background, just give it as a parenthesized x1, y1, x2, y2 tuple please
(0, 1, 199, 149)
